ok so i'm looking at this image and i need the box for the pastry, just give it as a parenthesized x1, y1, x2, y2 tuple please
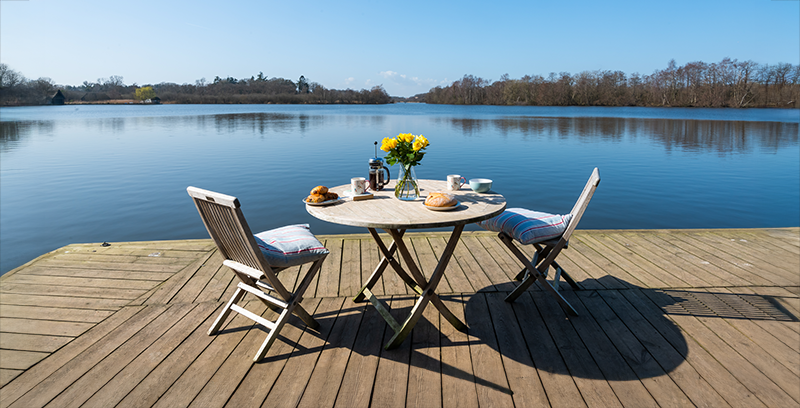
(324, 192, 339, 200)
(310, 185, 328, 195)
(425, 192, 457, 207)
(305, 194, 327, 203)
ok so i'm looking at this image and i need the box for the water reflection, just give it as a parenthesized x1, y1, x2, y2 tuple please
(442, 116, 799, 154)
(4, 114, 797, 155)
(210, 112, 327, 135)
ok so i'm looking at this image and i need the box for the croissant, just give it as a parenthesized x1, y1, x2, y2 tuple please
(305, 194, 327, 203)
(425, 192, 457, 207)
(310, 185, 328, 195)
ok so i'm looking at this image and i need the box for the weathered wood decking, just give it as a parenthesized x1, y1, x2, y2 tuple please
(1, 228, 798, 408)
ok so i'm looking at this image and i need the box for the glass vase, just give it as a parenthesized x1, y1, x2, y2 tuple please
(395, 164, 420, 201)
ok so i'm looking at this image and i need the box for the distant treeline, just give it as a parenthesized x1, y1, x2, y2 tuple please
(426, 59, 799, 108)
(0, 65, 391, 106)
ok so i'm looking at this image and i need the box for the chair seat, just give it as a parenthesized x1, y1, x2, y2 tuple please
(254, 224, 329, 268)
(478, 208, 572, 245)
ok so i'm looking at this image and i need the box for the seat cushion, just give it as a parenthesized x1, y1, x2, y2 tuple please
(478, 208, 572, 245)
(254, 224, 329, 268)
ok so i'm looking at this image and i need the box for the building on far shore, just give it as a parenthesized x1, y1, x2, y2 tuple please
(152, 97, 161, 104)
(51, 90, 65, 105)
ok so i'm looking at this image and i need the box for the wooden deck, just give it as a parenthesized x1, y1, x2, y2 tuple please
(1, 228, 798, 408)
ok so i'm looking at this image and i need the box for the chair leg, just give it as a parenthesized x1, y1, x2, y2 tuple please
(553, 260, 580, 289)
(499, 233, 579, 316)
(288, 257, 325, 330)
(253, 307, 292, 362)
(209, 287, 246, 335)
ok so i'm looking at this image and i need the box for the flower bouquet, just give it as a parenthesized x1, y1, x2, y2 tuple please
(380, 133, 429, 200)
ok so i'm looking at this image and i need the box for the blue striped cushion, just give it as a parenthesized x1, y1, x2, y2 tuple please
(254, 224, 329, 268)
(478, 208, 572, 245)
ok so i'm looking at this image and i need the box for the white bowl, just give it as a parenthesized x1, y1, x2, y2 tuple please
(469, 178, 492, 193)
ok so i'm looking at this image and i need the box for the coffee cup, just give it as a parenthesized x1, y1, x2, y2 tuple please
(469, 178, 492, 193)
(351, 177, 367, 195)
(447, 174, 466, 191)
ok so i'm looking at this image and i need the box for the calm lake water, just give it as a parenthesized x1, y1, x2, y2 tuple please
(1, 104, 798, 274)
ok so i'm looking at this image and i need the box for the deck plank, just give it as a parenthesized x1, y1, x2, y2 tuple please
(641, 288, 794, 407)
(483, 292, 550, 407)
(316, 238, 344, 298)
(0, 305, 113, 323)
(406, 298, 442, 408)
(508, 292, 589, 408)
(297, 298, 364, 408)
(463, 293, 514, 408)
(360, 238, 385, 296)
(577, 290, 695, 408)
(611, 232, 717, 287)
(0, 306, 144, 407)
(411, 236, 453, 294)
(80, 302, 220, 408)
(169, 250, 225, 304)
(623, 288, 767, 408)
(224, 298, 322, 408)
(0, 333, 72, 353)
(339, 238, 363, 298)
(150, 301, 269, 408)
(438, 294, 480, 408)
(596, 290, 731, 408)
(460, 237, 516, 292)
(333, 302, 385, 408)
(260, 297, 344, 408)
(370, 296, 414, 408)
(429, 236, 475, 294)
(529, 289, 625, 408)
(0, 350, 49, 371)
(6, 305, 165, 408)
(1, 282, 147, 300)
(42, 303, 198, 408)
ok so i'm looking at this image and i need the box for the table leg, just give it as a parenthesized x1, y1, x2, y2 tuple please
(355, 229, 423, 303)
(384, 225, 466, 349)
(386, 228, 466, 331)
(353, 230, 399, 302)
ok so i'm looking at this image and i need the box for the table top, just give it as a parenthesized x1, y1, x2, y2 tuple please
(306, 179, 506, 229)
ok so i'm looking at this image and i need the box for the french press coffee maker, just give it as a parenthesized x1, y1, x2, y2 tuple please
(369, 141, 391, 191)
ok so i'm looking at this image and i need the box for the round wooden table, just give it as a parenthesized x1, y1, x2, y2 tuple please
(307, 179, 506, 349)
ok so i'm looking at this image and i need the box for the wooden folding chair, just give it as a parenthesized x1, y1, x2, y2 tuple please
(187, 187, 328, 362)
(480, 168, 600, 316)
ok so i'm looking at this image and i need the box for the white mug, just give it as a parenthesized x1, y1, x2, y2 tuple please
(351, 177, 367, 195)
(447, 174, 466, 191)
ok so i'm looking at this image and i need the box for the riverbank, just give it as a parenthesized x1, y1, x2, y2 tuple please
(1, 228, 797, 407)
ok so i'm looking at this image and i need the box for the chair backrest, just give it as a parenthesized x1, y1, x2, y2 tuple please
(562, 167, 601, 242)
(187, 186, 269, 272)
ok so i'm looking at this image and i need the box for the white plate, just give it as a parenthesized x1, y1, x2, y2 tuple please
(303, 198, 342, 206)
(342, 190, 373, 198)
(424, 201, 460, 211)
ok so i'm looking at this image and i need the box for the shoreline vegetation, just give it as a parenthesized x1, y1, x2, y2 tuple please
(1, 58, 798, 108)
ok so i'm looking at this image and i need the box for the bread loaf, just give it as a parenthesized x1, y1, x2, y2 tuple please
(425, 192, 457, 207)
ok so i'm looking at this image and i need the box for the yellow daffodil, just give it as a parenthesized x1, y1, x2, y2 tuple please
(380, 137, 397, 152)
(397, 133, 415, 143)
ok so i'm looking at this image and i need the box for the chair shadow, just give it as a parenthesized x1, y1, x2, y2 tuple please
(459, 275, 797, 381)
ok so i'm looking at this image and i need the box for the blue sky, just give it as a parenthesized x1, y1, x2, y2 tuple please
(2, 0, 798, 97)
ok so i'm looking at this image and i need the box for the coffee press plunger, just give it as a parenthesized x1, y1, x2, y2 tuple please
(369, 141, 390, 191)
